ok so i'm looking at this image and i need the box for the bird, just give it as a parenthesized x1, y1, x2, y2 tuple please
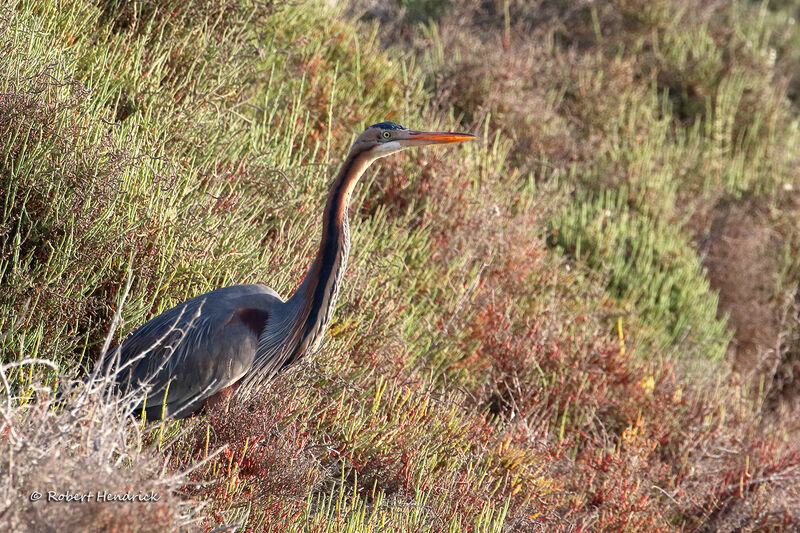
(99, 121, 474, 420)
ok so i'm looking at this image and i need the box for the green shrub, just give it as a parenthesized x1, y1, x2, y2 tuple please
(550, 189, 730, 361)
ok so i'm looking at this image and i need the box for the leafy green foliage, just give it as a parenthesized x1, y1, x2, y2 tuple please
(550, 189, 730, 361)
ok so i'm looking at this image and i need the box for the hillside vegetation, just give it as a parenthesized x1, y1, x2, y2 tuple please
(1, 0, 799, 531)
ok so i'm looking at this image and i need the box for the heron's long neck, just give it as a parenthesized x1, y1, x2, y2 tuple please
(284, 148, 372, 360)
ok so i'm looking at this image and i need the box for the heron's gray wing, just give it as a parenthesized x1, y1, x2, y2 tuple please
(110, 294, 272, 420)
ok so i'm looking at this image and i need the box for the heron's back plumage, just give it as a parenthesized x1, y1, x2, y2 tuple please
(108, 284, 284, 419)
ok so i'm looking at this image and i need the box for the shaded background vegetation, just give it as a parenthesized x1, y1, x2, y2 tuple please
(1, 0, 799, 531)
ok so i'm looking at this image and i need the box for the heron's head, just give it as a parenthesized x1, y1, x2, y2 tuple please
(352, 121, 474, 160)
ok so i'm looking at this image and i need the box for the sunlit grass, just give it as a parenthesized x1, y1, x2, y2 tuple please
(2, 0, 800, 531)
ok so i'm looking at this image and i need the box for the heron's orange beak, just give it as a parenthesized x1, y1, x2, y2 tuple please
(406, 131, 475, 144)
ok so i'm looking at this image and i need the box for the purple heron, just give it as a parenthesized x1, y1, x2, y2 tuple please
(102, 122, 474, 420)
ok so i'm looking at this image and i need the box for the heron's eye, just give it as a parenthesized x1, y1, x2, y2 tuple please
(382, 131, 391, 139)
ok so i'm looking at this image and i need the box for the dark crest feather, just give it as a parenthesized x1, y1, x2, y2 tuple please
(370, 121, 405, 131)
